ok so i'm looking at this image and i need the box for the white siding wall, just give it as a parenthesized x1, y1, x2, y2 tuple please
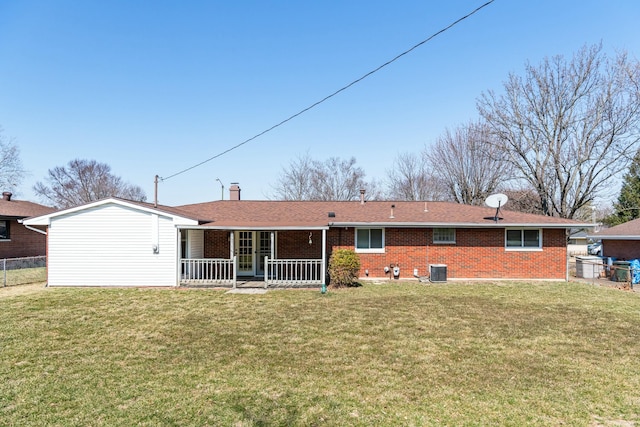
(187, 229, 204, 258)
(47, 204, 179, 287)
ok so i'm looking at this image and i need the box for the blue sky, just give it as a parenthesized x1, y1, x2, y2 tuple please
(1, 1, 639, 206)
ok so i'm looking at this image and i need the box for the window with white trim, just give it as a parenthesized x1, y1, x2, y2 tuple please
(506, 228, 541, 249)
(0, 220, 8, 240)
(433, 228, 455, 244)
(355, 228, 384, 252)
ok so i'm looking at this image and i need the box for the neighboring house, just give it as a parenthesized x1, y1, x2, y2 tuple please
(568, 230, 589, 256)
(588, 218, 640, 260)
(0, 192, 55, 259)
(24, 187, 590, 287)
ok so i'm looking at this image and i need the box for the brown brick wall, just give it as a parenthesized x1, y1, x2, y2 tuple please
(602, 240, 640, 260)
(0, 219, 47, 258)
(202, 227, 568, 280)
(329, 227, 567, 280)
(204, 230, 231, 258)
(204, 230, 324, 259)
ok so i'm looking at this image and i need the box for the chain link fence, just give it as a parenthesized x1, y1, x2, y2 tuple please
(2, 256, 47, 287)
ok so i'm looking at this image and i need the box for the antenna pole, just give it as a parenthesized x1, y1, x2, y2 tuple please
(154, 175, 159, 208)
(216, 178, 224, 200)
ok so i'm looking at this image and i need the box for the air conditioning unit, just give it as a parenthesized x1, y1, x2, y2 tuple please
(429, 264, 447, 283)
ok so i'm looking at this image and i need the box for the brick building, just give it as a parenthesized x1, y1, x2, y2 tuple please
(0, 192, 54, 259)
(589, 218, 640, 260)
(25, 188, 589, 287)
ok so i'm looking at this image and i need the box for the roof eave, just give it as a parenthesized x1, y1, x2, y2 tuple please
(590, 235, 640, 240)
(329, 221, 589, 229)
(177, 225, 330, 231)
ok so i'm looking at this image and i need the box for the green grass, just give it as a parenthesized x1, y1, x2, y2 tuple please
(1, 282, 640, 426)
(2, 266, 46, 287)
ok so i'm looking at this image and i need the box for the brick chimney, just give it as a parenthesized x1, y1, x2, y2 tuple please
(229, 183, 241, 201)
(2, 192, 12, 201)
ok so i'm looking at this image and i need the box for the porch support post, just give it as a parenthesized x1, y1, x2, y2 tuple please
(270, 232, 275, 259)
(233, 255, 237, 289)
(176, 229, 182, 287)
(230, 231, 236, 289)
(322, 228, 327, 287)
(264, 256, 268, 289)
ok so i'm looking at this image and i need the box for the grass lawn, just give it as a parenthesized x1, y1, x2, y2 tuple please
(2, 266, 47, 287)
(1, 282, 640, 426)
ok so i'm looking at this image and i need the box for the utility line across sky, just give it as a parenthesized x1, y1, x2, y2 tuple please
(161, 0, 496, 182)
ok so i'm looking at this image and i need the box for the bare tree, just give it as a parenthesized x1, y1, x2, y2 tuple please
(502, 186, 543, 214)
(425, 121, 508, 205)
(0, 129, 26, 193)
(271, 154, 377, 201)
(385, 151, 447, 201)
(34, 159, 147, 208)
(478, 44, 640, 218)
(270, 153, 315, 200)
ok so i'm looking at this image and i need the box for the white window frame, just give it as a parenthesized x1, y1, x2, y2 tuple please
(505, 228, 542, 251)
(0, 220, 9, 241)
(355, 228, 385, 253)
(433, 228, 456, 244)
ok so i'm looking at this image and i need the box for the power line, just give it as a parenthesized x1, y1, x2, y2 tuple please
(162, 0, 495, 182)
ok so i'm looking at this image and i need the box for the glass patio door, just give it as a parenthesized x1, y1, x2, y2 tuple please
(235, 231, 273, 277)
(236, 231, 253, 276)
(256, 231, 272, 276)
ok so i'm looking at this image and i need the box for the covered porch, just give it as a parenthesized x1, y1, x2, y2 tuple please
(177, 226, 327, 288)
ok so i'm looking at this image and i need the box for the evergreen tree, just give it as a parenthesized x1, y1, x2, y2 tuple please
(608, 149, 640, 225)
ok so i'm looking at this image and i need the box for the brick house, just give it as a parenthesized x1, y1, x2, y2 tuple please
(24, 186, 588, 287)
(0, 192, 54, 259)
(589, 218, 640, 260)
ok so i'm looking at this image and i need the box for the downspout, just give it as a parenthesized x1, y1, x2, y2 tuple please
(20, 222, 47, 235)
(19, 220, 49, 287)
(321, 229, 327, 293)
(176, 229, 182, 287)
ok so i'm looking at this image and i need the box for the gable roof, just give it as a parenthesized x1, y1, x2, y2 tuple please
(175, 200, 588, 229)
(0, 197, 55, 219)
(589, 217, 640, 240)
(23, 197, 200, 226)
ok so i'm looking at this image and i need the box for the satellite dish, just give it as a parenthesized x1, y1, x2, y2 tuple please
(485, 193, 508, 209)
(485, 193, 508, 222)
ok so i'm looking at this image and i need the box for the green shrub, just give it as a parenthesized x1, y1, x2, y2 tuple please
(328, 249, 361, 288)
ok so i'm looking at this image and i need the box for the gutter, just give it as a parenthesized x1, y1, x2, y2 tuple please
(329, 222, 594, 229)
(176, 225, 329, 231)
(18, 219, 47, 235)
(588, 235, 640, 240)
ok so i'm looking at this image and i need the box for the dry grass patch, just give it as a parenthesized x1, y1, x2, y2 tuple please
(1, 282, 640, 426)
(2, 266, 47, 287)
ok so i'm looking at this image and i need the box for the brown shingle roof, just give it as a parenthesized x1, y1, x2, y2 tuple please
(592, 218, 640, 238)
(176, 200, 583, 228)
(0, 198, 55, 219)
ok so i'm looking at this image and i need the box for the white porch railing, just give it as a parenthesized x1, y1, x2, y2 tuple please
(265, 257, 323, 286)
(180, 257, 236, 286)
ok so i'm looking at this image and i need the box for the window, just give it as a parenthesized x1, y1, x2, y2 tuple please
(355, 228, 384, 252)
(506, 229, 541, 249)
(433, 228, 455, 244)
(0, 220, 8, 240)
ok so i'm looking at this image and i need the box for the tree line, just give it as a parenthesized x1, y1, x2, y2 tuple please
(272, 44, 640, 222)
